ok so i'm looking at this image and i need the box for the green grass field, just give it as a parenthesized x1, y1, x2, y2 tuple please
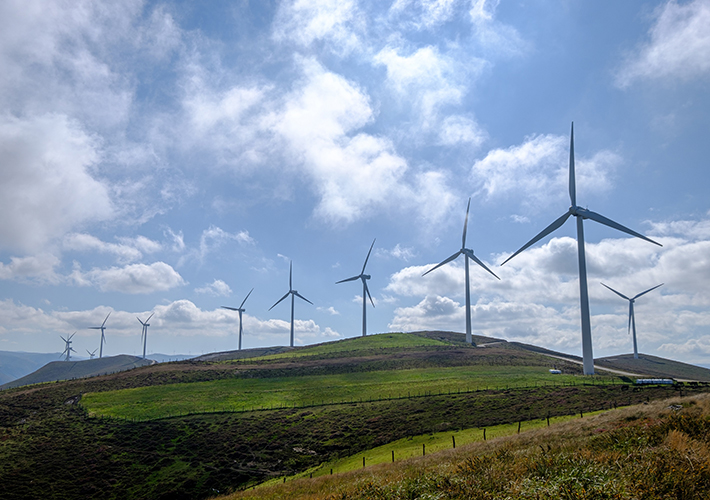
(231, 333, 452, 362)
(259, 409, 610, 487)
(82, 365, 616, 420)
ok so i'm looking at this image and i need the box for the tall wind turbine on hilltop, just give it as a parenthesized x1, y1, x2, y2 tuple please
(137, 313, 154, 359)
(60, 333, 76, 361)
(337, 239, 376, 337)
(501, 123, 662, 375)
(269, 262, 312, 348)
(601, 282, 663, 359)
(222, 288, 254, 350)
(423, 198, 500, 345)
(89, 312, 111, 358)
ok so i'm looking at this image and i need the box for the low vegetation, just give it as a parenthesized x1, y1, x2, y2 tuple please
(225, 394, 710, 500)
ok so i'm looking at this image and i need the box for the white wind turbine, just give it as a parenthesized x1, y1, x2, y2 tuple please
(337, 239, 376, 337)
(601, 282, 663, 359)
(423, 198, 500, 345)
(87, 348, 98, 359)
(222, 288, 254, 350)
(137, 313, 154, 359)
(501, 123, 662, 375)
(269, 262, 312, 347)
(89, 312, 111, 358)
(60, 333, 76, 361)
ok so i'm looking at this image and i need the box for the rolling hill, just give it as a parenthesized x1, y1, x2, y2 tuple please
(0, 354, 154, 390)
(1, 331, 708, 500)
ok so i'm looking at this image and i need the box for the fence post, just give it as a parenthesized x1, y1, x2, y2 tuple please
(452, 435, 456, 449)
(517, 421, 521, 434)
(423, 444, 425, 456)
(363, 456, 365, 468)
(391, 450, 395, 462)
(483, 428, 486, 441)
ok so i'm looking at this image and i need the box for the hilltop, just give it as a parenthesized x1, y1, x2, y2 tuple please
(0, 354, 154, 390)
(1, 331, 709, 500)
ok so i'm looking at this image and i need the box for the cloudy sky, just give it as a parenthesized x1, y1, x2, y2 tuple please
(1, 0, 709, 365)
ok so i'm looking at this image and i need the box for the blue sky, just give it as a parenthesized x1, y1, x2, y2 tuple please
(1, 0, 709, 364)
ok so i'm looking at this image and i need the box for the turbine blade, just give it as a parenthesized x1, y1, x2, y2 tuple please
(462, 198, 471, 249)
(569, 122, 576, 207)
(289, 261, 293, 291)
(364, 281, 375, 308)
(578, 209, 662, 247)
(463, 249, 500, 280)
(336, 275, 360, 284)
(88, 327, 101, 330)
(269, 292, 290, 311)
(361, 238, 376, 274)
(60, 336, 67, 343)
(501, 211, 572, 266)
(146, 313, 154, 322)
(221, 306, 239, 311)
(102, 311, 111, 327)
(137, 317, 145, 325)
(600, 282, 630, 301)
(239, 288, 254, 309)
(422, 251, 461, 276)
(69, 332, 76, 340)
(633, 283, 664, 300)
(294, 291, 313, 305)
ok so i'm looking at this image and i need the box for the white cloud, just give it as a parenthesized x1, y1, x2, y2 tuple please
(64, 233, 142, 263)
(0, 114, 113, 252)
(616, 0, 710, 87)
(389, 0, 459, 29)
(194, 226, 254, 262)
(470, 133, 619, 211)
(469, 0, 528, 57)
(0, 254, 61, 284)
(272, 0, 363, 53)
(73, 262, 186, 294)
(195, 279, 232, 297)
(317, 306, 340, 315)
(438, 115, 487, 147)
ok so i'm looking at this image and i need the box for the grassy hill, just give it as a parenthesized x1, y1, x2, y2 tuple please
(0, 354, 154, 390)
(596, 353, 710, 381)
(1, 331, 708, 500)
(0, 351, 63, 385)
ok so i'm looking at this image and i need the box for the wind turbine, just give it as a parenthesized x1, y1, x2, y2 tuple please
(87, 348, 98, 359)
(601, 282, 663, 359)
(337, 239, 376, 337)
(137, 313, 154, 359)
(501, 123, 662, 375)
(89, 312, 111, 358)
(269, 262, 312, 347)
(222, 288, 254, 350)
(423, 198, 500, 345)
(60, 333, 76, 361)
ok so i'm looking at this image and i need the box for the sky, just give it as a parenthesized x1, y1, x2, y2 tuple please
(1, 0, 709, 365)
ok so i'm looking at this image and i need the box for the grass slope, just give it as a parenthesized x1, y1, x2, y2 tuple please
(596, 353, 710, 381)
(0, 355, 154, 390)
(225, 395, 710, 500)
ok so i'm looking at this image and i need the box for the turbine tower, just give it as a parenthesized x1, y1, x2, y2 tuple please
(423, 198, 500, 345)
(89, 312, 111, 358)
(87, 348, 98, 359)
(222, 288, 254, 350)
(137, 313, 154, 359)
(60, 333, 76, 361)
(337, 239, 376, 337)
(501, 123, 662, 375)
(601, 282, 663, 359)
(269, 262, 312, 347)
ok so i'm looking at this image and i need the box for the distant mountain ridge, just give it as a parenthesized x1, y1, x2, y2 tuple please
(0, 355, 154, 390)
(0, 350, 63, 385)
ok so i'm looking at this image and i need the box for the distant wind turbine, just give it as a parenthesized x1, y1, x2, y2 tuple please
(89, 312, 111, 358)
(423, 198, 500, 345)
(137, 313, 154, 359)
(601, 282, 663, 359)
(222, 288, 254, 350)
(501, 123, 662, 375)
(269, 262, 312, 347)
(337, 239, 376, 337)
(60, 332, 76, 361)
(87, 348, 98, 359)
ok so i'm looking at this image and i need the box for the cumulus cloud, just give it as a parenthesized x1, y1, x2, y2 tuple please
(195, 279, 232, 297)
(469, 0, 528, 57)
(616, 0, 710, 87)
(63, 233, 154, 263)
(0, 114, 113, 252)
(0, 254, 61, 284)
(470, 133, 619, 211)
(72, 262, 186, 294)
(272, 0, 363, 53)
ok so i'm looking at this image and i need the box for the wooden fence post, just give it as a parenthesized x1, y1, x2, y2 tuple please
(452, 435, 456, 449)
